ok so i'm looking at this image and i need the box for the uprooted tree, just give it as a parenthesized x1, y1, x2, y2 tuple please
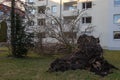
(48, 34, 119, 77)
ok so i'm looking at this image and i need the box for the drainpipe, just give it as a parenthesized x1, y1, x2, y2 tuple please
(46, 0, 48, 6)
(60, 0, 62, 20)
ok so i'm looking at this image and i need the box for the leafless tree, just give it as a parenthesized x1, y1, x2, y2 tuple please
(43, 9, 95, 53)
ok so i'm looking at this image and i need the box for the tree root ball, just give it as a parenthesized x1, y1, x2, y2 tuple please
(48, 34, 119, 77)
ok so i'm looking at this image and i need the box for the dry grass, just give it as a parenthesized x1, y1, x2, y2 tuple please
(0, 47, 120, 80)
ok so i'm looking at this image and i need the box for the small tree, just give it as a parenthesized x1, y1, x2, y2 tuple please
(12, 13, 33, 58)
(0, 0, 34, 57)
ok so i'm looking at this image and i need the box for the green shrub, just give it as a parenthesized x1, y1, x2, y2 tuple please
(0, 21, 7, 42)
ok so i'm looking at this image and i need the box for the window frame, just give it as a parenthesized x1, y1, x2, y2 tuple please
(38, 19, 46, 26)
(113, 31, 120, 40)
(38, 6, 46, 14)
(113, 14, 120, 24)
(114, 0, 120, 6)
(51, 5, 57, 13)
(82, 16, 92, 24)
(82, 1, 92, 9)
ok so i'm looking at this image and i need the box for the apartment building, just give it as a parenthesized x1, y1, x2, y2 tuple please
(25, 0, 120, 50)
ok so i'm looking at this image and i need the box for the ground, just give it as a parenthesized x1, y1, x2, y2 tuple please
(0, 47, 120, 80)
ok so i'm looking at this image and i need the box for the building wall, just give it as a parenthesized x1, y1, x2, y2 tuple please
(108, 0, 120, 50)
(26, 0, 120, 50)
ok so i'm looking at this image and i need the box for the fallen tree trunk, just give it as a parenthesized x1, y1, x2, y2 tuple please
(48, 34, 119, 77)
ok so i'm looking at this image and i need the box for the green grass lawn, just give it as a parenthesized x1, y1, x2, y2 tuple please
(0, 47, 120, 80)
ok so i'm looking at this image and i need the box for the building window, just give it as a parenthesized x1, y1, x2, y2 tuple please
(38, 19, 45, 26)
(38, 6, 46, 14)
(28, 20, 34, 26)
(113, 31, 120, 39)
(28, 0, 34, 4)
(51, 5, 57, 13)
(64, 1, 77, 11)
(82, 2, 92, 9)
(28, 8, 36, 14)
(114, 0, 120, 6)
(82, 16, 92, 23)
(114, 14, 120, 24)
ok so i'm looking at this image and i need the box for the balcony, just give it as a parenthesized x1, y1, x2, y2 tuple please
(64, 1, 77, 11)
(63, 1, 77, 16)
(36, 0, 47, 6)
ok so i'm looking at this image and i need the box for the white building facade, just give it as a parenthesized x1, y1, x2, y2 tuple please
(25, 0, 120, 50)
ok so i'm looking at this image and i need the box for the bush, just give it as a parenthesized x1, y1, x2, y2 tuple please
(0, 21, 7, 42)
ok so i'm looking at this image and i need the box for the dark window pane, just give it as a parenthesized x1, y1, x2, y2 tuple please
(82, 17, 85, 23)
(82, 3, 85, 9)
(86, 17, 92, 23)
(82, 2, 92, 9)
(38, 19, 45, 26)
(86, 2, 92, 8)
(38, 6, 46, 14)
(114, 31, 120, 39)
